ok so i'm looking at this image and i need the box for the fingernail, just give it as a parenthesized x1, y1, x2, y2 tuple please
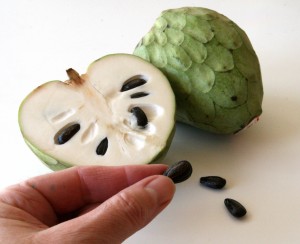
(145, 175, 175, 206)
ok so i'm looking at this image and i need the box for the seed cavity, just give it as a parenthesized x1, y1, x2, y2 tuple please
(130, 92, 149, 99)
(130, 107, 148, 128)
(81, 122, 98, 144)
(163, 160, 193, 184)
(224, 198, 247, 218)
(121, 76, 147, 92)
(49, 108, 76, 124)
(124, 133, 146, 150)
(96, 137, 108, 155)
(55, 123, 80, 145)
(200, 176, 226, 189)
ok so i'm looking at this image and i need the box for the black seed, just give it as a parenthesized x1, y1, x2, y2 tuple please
(131, 107, 148, 128)
(231, 95, 238, 101)
(200, 176, 226, 189)
(96, 137, 108, 155)
(55, 123, 80, 145)
(163, 160, 193, 184)
(130, 92, 149, 99)
(121, 78, 147, 92)
(224, 198, 247, 218)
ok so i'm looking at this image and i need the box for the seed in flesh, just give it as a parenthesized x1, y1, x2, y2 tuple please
(130, 107, 148, 128)
(200, 176, 226, 189)
(130, 92, 149, 99)
(224, 198, 247, 218)
(55, 123, 80, 145)
(163, 160, 193, 184)
(120, 78, 147, 92)
(96, 137, 108, 155)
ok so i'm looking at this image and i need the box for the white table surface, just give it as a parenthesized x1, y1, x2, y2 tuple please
(1, 0, 300, 243)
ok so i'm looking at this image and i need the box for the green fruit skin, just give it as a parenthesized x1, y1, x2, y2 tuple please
(18, 81, 70, 171)
(24, 138, 70, 171)
(134, 7, 263, 134)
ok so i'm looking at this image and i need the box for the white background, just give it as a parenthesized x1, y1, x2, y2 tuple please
(1, 0, 300, 243)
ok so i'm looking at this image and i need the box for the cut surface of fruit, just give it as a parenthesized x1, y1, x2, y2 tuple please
(19, 54, 175, 169)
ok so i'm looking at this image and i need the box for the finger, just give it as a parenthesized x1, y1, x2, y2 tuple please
(0, 164, 168, 226)
(37, 175, 175, 243)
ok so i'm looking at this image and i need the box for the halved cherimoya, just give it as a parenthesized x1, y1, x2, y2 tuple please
(18, 54, 176, 170)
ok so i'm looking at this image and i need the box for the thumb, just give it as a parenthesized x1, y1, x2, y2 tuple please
(93, 175, 175, 243)
(43, 175, 175, 243)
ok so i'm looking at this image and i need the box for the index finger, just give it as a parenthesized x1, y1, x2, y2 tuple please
(1, 164, 168, 226)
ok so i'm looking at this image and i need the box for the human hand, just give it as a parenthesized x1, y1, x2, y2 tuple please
(0, 164, 175, 243)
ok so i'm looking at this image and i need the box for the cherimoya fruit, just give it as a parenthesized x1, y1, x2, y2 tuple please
(134, 7, 263, 134)
(18, 54, 176, 170)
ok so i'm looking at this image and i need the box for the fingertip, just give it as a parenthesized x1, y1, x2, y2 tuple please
(60, 174, 176, 243)
(144, 175, 176, 208)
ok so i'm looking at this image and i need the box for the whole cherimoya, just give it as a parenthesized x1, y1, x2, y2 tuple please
(18, 54, 175, 170)
(134, 7, 263, 134)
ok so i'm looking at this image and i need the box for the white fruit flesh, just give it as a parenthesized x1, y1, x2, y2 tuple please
(19, 54, 175, 167)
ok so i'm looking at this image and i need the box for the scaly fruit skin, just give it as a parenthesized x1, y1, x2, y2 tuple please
(134, 7, 263, 134)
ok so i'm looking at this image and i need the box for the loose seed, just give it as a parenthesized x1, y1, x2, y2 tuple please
(55, 123, 80, 144)
(200, 176, 226, 189)
(224, 198, 247, 218)
(163, 160, 193, 184)
(121, 78, 147, 92)
(130, 107, 148, 128)
(96, 137, 108, 155)
(130, 92, 149, 99)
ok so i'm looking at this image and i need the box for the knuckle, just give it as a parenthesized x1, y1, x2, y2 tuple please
(114, 190, 153, 227)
